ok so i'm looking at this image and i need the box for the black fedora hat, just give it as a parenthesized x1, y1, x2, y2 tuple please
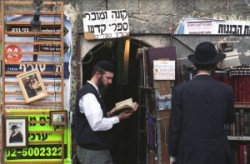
(188, 42, 226, 64)
(10, 125, 19, 130)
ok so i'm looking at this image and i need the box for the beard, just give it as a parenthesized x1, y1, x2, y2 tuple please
(97, 76, 108, 96)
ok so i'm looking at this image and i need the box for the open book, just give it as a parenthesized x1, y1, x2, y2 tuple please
(111, 98, 138, 116)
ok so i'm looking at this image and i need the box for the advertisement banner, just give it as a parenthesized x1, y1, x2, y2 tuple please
(3, 15, 72, 78)
(175, 17, 250, 35)
(4, 109, 71, 163)
(2, 14, 72, 110)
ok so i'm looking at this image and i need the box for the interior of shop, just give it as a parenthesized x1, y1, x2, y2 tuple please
(81, 38, 151, 164)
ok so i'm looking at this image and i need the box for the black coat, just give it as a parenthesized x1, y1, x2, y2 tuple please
(168, 74, 235, 164)
(9, 132, 23, 143)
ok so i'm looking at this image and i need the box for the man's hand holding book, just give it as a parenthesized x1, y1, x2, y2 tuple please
(107, 98, 139, 119)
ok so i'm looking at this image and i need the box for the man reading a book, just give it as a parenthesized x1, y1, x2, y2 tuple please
(74, 60, 138, 164)
(168, 42, 235, 164)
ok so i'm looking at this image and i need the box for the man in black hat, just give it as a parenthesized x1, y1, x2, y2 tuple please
(168, 42, 235, 164)
(9, 124, 23, 143)
(74, 60, 138, 164)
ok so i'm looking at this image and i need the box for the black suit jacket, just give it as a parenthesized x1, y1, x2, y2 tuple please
(168, 74, 235, 164)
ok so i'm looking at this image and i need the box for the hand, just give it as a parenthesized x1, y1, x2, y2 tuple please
(107, 107, 117, 117)
(133, 102, 139, 111)
(109, 107, 117, 114)
(107, 102, 139, 118)
(169, 156, 176, 164)
(118, 110, 133, 120)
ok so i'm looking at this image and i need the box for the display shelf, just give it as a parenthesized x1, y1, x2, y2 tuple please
(234, 102, 250, 108)
(1, 0, 66, 163)
(228, 136, 250, 141)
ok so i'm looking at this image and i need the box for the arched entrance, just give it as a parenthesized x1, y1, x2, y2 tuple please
(81, 38, 151, 164)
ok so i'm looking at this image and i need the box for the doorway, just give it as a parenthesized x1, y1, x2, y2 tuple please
(81, 38, 151, 164)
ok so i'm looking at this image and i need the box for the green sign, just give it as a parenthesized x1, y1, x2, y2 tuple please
(5, 109, 72, 163)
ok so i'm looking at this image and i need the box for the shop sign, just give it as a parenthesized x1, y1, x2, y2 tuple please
(175, 17, 250, 35)
(83, 9, 129, 40)
(6, 25, 68, 37)
(4, 109, 71, 163)
(3, 62, 70, 78)
(5, 15, 72, 63)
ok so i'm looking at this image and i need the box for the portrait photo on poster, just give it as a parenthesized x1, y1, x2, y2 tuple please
(50, 110, 68, 126)
(16, 69, 48, 103)
(5, 117, 28, 148)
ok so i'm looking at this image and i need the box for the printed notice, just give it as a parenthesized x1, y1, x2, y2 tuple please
(83, 9, 129, 40)
(153, 60, 175, 80)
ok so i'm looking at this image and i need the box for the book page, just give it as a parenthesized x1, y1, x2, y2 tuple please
(115, 98, 133, 110)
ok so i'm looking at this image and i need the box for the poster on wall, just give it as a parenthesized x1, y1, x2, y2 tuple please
(16, 69, 48, 103)
(5, 117, 28, 148)
(3, 15, 72, 110)
(175, 17, 250, 35)
(153, 60, 175, 80)
(155, 89, 171, 111)
(4, 109, 71, 163)
(4, 14, 72, 77)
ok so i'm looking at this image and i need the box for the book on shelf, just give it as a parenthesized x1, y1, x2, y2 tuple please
(240, 109, 245, 136)
(110, 98, 138, 116)
(234, 112, 240, 136)
(214, 70, 231, 84)
(226, 109, 250, 137)
(214, 68, 250, 102)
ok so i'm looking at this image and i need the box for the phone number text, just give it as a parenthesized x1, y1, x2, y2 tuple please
(6, 144, 67, 160)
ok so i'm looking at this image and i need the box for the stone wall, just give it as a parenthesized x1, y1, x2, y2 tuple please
(72, 0, 250, 34)
(67, 0, 250, 111)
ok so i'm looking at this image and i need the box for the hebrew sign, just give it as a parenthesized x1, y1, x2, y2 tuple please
(175, 17, 250, 35)
(83, 9, 129, 40)
(4, 109, 71, 163)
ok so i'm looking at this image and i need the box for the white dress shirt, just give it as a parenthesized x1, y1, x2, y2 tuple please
(79, 81, 119, 131)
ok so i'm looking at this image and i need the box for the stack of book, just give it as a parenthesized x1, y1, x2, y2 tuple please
(229, 65, 250, 102)
(225, 109, 250, 136)
(213, 66, 250, 102)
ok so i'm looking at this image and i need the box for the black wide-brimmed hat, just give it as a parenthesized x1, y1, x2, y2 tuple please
(10, 125, 19, 130)
(188, 42, 226, 64)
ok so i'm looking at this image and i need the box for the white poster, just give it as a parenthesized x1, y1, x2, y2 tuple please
(153, 60, 175, 80)
(83, 9, 129, 39)
(175, 17, 250, 35)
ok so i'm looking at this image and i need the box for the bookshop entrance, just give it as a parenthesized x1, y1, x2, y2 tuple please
(81, 38, 151, 164)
